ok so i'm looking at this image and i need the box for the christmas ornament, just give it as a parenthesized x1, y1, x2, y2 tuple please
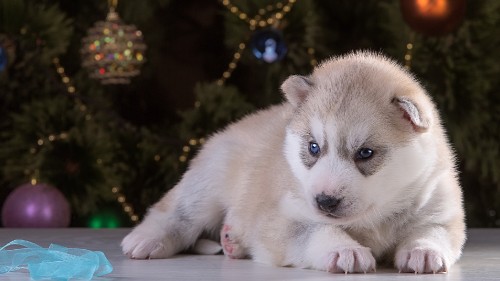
(217, 0, 298, 85)
(0, 36, 14, 72)
(81, 0, 146, 84)
(0, 45, 7, 72)
(400, 0, 466, 36)
(1, 183, 71, 227)
(88, 210, 121, 228)
(250, 28, 287, 63)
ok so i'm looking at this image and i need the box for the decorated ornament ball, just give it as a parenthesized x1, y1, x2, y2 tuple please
(2, 183, 71, 227)
(81, 7, 146, 84)
(88, 210, 121, 228)
(250, 28, 287, 63)
(400, 0, 466, 36)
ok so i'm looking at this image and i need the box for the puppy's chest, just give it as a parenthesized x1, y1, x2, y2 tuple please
(347, 226, 400, 258)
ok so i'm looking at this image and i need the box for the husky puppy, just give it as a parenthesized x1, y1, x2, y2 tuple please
(122, 51, 465, 274)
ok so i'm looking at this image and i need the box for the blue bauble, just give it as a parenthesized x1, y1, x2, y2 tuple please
(0, 46, 7, 72)
(250, 28, 287, 63)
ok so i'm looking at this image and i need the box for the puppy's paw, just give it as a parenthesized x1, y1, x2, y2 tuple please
(395, 247, 447, 274)
(221, 224, 247, 259)
(121, 230, 176, 259)
(327, 247, 376, 273)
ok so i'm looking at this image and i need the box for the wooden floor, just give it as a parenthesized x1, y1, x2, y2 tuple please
(0, 228, 499, 280)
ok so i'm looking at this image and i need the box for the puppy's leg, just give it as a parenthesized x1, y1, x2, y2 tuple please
(295, 224, 376, 273)
(121, 157, 225, 259)
(256, 221, 376, 273)
(394, 223, 464, 274)
(220, 224, 248, 259)
(218, 209, 250, 259)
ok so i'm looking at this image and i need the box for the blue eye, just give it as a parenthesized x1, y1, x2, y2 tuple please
(357, 148, 374, 159)
(309, 142, 320, 155)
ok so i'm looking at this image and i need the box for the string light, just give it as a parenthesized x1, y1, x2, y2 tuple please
(217, 42, 246, 86)
(307, 47, 317, 67)
(112, 186, 139, 222)
(27, 132, 70, 185)
(404, 32, 416, 70)
(49, 57, 141, 224)
(221, 0, 296, 31)
(178, 138, 205, 163)
(53, 58, 77, 96)
(29, 129, 141, 224)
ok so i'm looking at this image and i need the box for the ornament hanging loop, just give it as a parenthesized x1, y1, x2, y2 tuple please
(108, 0, 118, 10)
(107, 0, 119, 21)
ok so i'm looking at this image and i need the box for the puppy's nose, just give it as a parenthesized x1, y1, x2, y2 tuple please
(315, 193, 342, 213)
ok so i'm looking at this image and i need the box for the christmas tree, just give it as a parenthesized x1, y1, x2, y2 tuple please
(0, 0, 498, 227)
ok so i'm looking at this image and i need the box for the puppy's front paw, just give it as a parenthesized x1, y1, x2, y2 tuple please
(395, 247, 447, 274)
(327, 247, 376, 274)
(221, 224, 247, 259)
(121, 230, 175, 259)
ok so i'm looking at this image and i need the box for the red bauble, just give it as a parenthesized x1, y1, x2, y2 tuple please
(400, 0, 466, 36)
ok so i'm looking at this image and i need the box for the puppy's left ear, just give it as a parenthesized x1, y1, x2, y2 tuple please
(281, 75, 313, 107)
(393, 97, 430, 133)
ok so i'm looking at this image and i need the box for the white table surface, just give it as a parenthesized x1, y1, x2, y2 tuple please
(0, 228, 499, 280)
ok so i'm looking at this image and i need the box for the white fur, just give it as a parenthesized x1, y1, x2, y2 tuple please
(284, 130, 308, 188)
(310, 116, 325, 146)
(122, 51, 465, 274)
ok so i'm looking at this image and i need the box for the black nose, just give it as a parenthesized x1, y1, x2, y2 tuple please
(315, 193, 342, 213)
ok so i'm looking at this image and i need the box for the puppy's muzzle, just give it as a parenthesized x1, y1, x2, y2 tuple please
(315, 193, 342, 215)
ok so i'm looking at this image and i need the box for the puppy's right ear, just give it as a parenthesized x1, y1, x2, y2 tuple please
(281, 75, 313, 107)
(392, 96, 430, 133)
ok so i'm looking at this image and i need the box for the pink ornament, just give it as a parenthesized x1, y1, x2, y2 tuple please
(2, 183, 71, 227)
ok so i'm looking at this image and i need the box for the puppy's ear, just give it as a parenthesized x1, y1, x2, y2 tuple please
(281, 75, 313, 107)
(393, 97, 430, 133)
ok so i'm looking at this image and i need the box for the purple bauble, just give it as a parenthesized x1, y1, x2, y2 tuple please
(2, 183, 71, 227)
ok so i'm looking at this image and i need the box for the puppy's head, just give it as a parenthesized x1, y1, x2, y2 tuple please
(282, 51, 438, 227)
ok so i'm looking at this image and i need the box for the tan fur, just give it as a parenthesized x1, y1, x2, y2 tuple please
(122, 51, 465, 274)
